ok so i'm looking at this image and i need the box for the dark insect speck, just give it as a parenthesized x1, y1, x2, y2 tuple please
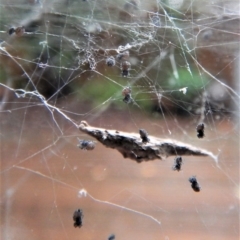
(172, 156, 182, 171)
(108, 234, 115, 240)
(73, 209, 83, 228)
(121, 61, 131, 77)
(77, 138, 95, 150)
(123, 94, 131, 103)
(139, 129, 149, 143)
(196, 123, 204, 138)
(106, 56, 115, 67)
(189, 176, 201, 192)
(122, 87, 132, 103)
(122, 70, 128, 77)
(8, 28, 15, 35)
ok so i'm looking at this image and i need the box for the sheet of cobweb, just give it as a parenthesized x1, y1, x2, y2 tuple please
(0, 0, 239, 239)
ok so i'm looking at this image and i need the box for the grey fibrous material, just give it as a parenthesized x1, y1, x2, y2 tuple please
(79, 121, 217, 163)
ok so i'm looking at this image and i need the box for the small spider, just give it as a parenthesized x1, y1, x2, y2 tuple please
(8, 26, 25, 36)
(122, 87, 132, 103)
(121, 61, 131, 77)
(139, 129, 149, 143)
(73, 209, 83, 228)
(106, 56, 116, 67)
(108, 234, 115, 240)
(77, 138, 95, 150)
(196, 123, 204, 138)
(172, 156, 182, 171)
(189, 176, 201, 192)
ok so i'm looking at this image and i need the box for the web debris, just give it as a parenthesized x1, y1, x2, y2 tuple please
(79, 121, 218, 163)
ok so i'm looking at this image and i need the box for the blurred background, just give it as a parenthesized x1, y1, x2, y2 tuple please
(0, 0, 239, 239)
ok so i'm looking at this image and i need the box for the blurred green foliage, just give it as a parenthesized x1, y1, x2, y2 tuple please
(79, 78, 120, 108)
(170, 68, 208, 97)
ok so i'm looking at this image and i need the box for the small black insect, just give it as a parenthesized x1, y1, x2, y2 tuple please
(139, 129, 149, 143)
(73, 209, 83, 228)
(106, 56, 116, 67)
(121, 61, 131, 77)
(9, 26, 25, 36)
(196, 123, 204, 138)
(77, 138, 95, 150)
(108, 234, 115, 240)
(122, 87, 132, 103)
(189, 176, 201, 192)
(8, 28, 15, 35)
(172, 156, 182, 171)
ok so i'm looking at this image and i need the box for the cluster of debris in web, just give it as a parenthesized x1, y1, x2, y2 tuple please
(78, 121, 212, 162)
(75, 120, 216, 228)
(0, 1, 238, 235)
(1, 0, 238, 115)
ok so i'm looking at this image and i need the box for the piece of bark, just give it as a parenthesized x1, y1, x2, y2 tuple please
(79, 121, 217, 163)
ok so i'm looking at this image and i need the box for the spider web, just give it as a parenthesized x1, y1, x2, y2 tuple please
(0, 0, 239, 239)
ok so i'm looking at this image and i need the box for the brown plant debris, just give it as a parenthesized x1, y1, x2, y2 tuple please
(79, 121, 217, 163)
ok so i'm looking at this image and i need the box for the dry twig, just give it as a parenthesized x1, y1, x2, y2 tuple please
(79, 121, 217, 163)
